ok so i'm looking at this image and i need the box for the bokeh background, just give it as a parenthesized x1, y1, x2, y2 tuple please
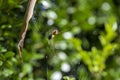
(0, 0, 120, 80)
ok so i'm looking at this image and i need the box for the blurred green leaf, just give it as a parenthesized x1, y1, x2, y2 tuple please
(0, 45, 7, 53)
(22, 63, 32, 76)
(0, 60, 3, 66)
(3, 69, 13, 77)
(4, 51, 15, 58)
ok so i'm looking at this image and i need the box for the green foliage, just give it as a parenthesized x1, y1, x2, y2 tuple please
(0, 0, 120, 80)
(63, 76, 75, 80)
(75, 18, 118, 73)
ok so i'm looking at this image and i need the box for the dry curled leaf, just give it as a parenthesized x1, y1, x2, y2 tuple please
(18, 0, 37, 63)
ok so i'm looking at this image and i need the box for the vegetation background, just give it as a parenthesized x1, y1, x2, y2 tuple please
(0, 0, 120, 80)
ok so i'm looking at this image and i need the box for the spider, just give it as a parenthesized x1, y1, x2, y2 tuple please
(48, 29, 59, 40)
